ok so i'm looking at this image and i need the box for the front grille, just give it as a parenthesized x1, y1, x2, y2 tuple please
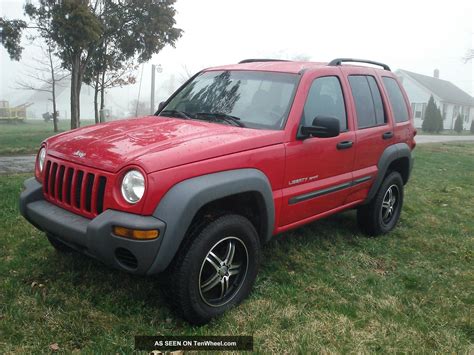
(43, 158, 107, 218)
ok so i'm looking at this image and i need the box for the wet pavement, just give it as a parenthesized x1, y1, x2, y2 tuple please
(0, 155, 36, 174)
(414, 135, 474, 144)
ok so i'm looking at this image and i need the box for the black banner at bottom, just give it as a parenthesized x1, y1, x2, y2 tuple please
(135, 335, 253, 351)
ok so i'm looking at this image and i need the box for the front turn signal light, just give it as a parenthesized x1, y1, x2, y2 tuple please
(113, 226, 159, 240)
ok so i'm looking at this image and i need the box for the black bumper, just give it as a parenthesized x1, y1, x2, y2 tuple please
(19, 178, 166, 275)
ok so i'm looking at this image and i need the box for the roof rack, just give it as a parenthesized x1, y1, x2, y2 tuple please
(238, 59, 291, 64)
(328, 58, 391, 71)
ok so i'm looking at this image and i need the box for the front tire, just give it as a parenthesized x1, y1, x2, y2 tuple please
(170, 214, 260, 325)
(357, 171, 404, 236)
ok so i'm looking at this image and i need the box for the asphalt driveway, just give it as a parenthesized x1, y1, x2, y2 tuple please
(1, 135, 473, 174)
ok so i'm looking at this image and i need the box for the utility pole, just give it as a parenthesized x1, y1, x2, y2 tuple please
(150, 64, 163, 115)
(150, 64, 156, 114)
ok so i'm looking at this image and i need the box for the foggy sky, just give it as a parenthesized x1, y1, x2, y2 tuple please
(1, 0, 473, 113)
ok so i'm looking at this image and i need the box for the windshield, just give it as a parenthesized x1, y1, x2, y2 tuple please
(160, 70, 299, 130)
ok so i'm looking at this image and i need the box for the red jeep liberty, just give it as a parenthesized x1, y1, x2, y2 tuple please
(20, 58, 415, 324)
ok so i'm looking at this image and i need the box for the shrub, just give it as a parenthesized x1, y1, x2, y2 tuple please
(422, 95, 441, 133)
(454, 114, 464, 133)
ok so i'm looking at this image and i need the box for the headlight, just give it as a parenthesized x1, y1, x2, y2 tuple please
(38, 147, 46, 172)
(121, 170, 145, 204)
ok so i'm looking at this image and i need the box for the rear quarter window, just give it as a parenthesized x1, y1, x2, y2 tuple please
(382, 77, 409, 123)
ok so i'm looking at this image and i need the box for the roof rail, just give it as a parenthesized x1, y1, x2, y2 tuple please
(238, 59, 291, 64)
(328, 58, 391, 71)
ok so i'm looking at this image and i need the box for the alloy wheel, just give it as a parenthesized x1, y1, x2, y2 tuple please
(380, 184, 399, 225)
(198, 236, 249, 307)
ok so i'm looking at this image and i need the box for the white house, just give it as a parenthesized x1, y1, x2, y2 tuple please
(395, 69, 474, 130)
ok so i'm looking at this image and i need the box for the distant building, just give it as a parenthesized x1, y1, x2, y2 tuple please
(396, 69, 474, 130)
(24, 79, 96, 120)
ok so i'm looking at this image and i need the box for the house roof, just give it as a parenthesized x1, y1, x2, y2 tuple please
(397, 69, 474, 106)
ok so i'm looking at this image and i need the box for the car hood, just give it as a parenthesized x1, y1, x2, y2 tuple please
(45, 116, 284, 173)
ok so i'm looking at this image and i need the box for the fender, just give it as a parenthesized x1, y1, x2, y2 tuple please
(147, 168, 275, 274)
(364, 143, 413, 204)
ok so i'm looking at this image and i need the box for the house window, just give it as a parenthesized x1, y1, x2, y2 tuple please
(462, 106, 470, 122)
(453, 105, 459, 119)
(412, 103, 425, 119)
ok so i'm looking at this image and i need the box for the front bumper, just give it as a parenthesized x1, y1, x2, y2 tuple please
(19, 178, 166, 275)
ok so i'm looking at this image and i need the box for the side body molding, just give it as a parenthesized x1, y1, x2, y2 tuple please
(364, 143, 413, 203)
(148, 168, 275, 274)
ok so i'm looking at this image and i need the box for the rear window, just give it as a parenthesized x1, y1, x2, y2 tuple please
(382, 77, 409, 123)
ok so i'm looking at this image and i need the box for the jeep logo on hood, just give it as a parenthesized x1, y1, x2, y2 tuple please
(72, 150, 86, 158)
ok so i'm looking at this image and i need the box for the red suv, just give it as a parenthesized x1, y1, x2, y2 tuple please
(20, 58, 415, 324)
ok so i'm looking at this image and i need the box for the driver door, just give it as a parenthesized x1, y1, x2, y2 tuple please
(279, 70, 356, 227)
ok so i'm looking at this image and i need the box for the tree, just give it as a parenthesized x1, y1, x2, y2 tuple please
(15, 43, 69, 132)
(1, 1, 103, 129)
(463, 49, 474, 63)
(84, 0, 182, 123)
(454, 114, 464, 133)
(129, 99, 149, 117)
(436, 105, 444, 133)
(422, 95, 442, 133)
(0, 17, 26, 60)
(2, 0, 182, 129)
(45, 0, 102, 129)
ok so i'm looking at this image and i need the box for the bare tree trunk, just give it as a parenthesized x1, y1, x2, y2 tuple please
(94, 72, 100, 124)
(48, 47, 59, 133)
(70, 54, 82, 129)
(99, 68, 106, 123)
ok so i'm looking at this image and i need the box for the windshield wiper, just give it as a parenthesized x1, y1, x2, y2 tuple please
(160, 109, 193, 120)
(196, 112, 246, 127)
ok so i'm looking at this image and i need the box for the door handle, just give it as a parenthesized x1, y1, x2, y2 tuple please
(382, 131, 394, 139)
(337, 140, 353, 150)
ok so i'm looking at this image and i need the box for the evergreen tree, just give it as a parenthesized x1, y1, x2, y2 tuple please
(422, 95, 439, 133)
(436, 106, 444, 133)
(454, 114, 464, 133)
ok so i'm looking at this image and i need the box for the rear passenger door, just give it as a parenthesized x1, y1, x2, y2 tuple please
(340, 67, 394, 203)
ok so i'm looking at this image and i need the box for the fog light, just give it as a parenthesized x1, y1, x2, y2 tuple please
(113, 226, 159, 240)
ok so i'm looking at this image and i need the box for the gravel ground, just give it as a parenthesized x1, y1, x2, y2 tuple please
(1, 135, 473, 174)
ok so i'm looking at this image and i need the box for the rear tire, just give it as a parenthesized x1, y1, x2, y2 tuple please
(46, 234, 74, 253)
(169, 214, 260, 325)
(357, 171, 404, 236)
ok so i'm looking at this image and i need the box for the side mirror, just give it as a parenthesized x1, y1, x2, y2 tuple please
(300, 116, 340, 138)
(157, 101, 166, 112)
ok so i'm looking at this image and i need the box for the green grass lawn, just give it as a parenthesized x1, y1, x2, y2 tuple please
(0, 143, 473, 353)
(0, 120, 94, 156)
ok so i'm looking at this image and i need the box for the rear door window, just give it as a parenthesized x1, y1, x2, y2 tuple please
(382, 77, 409, 123)
(348, 75, 386, 129)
